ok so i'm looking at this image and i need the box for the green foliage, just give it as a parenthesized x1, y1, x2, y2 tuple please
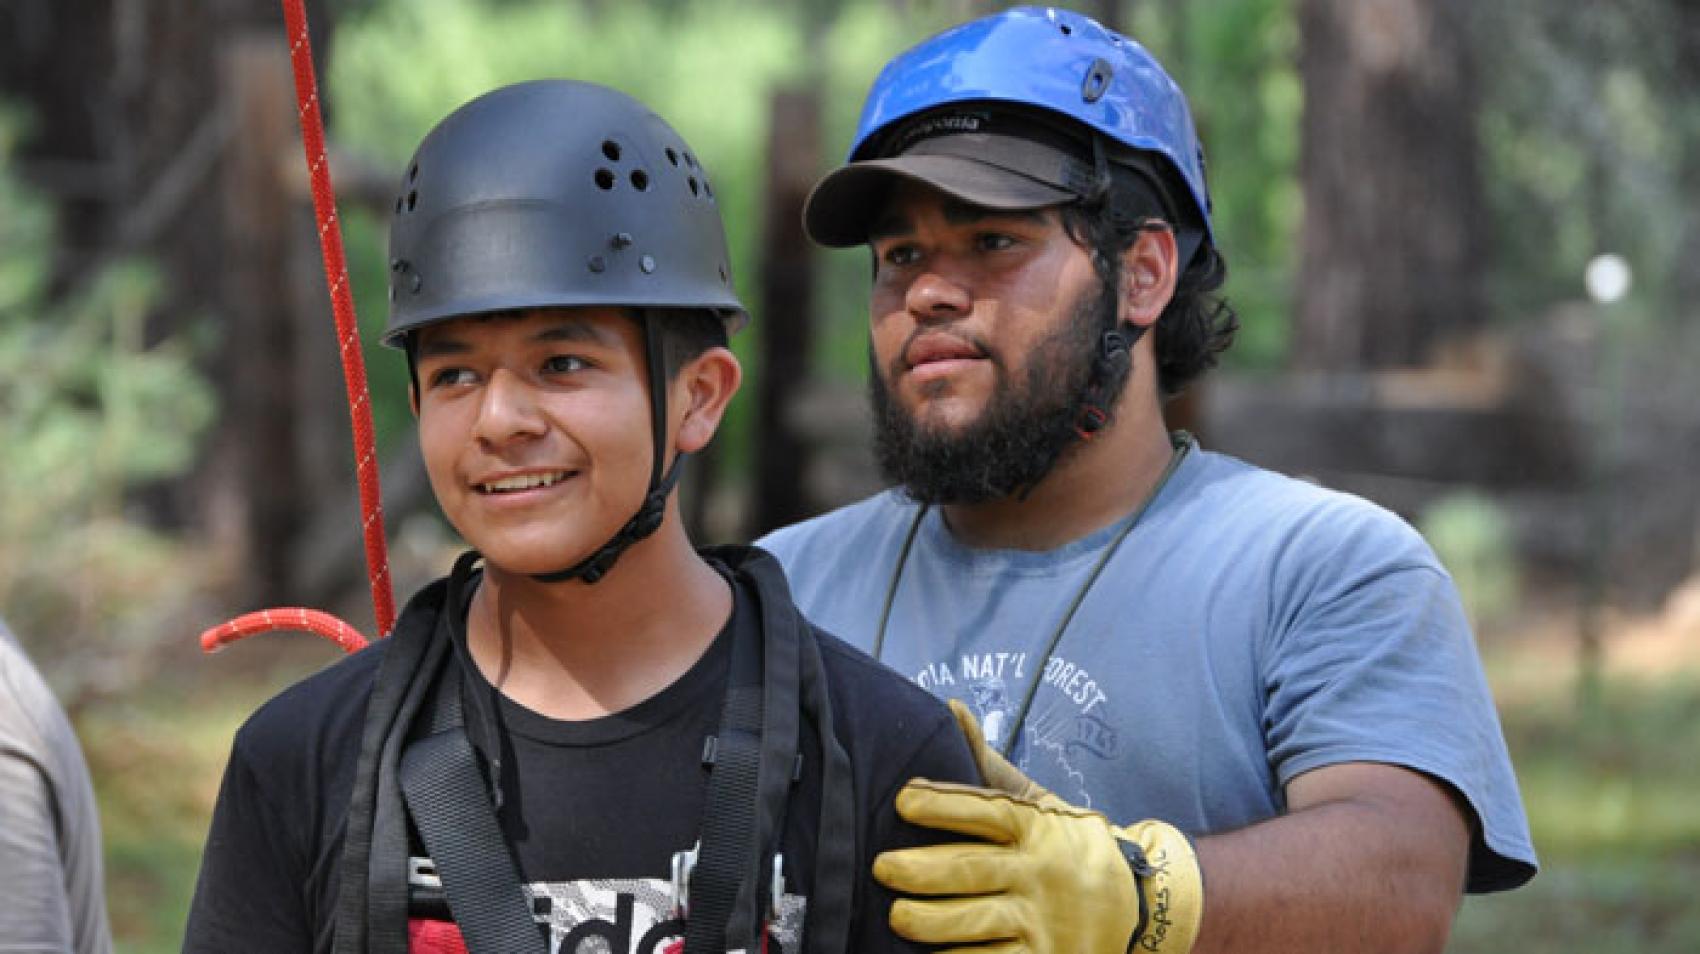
(1420, 491, 1520, 631)
(0, 113, 215, 699)
(1472, 1, 1698, 321)
(1131, 0, 1301, 371)
(1449, 677, 1700, 953)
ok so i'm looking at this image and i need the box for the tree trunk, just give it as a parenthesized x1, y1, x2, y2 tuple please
(751, 88, 821, 538)
(1294, 0, 1486, 370)
(3, 0, 342, 609)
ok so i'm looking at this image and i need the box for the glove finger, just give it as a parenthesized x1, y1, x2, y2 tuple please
(873, 842, 1017, 897)
(893, 779, 1023, 843)
(948, 698, 988, 753)
(888, 895, 1024, 947)
(948, 700, 1052, 799)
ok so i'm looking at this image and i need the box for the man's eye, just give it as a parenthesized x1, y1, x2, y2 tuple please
(879, 244, 921, 268)
(543, 355, 589, 374)
(976, 233, 1017, 252)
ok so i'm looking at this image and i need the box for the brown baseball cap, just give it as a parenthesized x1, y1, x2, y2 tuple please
(803, 106, 1101, 248)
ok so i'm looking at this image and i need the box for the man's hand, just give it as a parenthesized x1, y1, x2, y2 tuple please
(876, 779, 1203, 953)
(945, 699, 1051, 801)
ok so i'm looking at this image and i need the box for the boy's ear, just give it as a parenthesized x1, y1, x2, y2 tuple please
(409, 382, 420, 418)
(1118, 226, 1179, 330)
(673, 346, 742, 454)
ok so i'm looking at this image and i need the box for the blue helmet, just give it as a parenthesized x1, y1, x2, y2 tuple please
(807, 6, 1212, 249)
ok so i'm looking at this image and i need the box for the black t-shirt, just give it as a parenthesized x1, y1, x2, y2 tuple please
(183, 552, 978, 954)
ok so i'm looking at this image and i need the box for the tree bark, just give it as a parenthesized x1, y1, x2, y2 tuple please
(751, 88, 821, 538)
(1294, 0, 1486, 370)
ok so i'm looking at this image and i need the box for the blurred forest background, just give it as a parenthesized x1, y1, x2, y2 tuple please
(2, 0, 1698, 950)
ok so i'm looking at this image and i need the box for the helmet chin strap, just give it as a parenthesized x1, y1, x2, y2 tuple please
(532, 309, 683, 585)
(1010, 319, 1145, 503)
(1074, 321, 1145, 441)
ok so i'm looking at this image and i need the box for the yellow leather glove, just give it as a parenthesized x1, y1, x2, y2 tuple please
(876, 778, 1203, 954)
(947, 699, 1052, 801)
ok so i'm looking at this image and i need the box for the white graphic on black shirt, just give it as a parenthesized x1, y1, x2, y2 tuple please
(411, 871, 805, 954)
(532, 878, 805, 954)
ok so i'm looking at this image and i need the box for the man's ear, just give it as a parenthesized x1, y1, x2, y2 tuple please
(1118, 226, 1180, 330)
(672, 346, 743, 454)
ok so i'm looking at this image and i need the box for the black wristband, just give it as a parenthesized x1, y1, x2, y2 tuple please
(1118, 837, 1154, 952)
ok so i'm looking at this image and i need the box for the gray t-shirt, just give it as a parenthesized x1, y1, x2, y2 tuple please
(0, 619, 113, 954)
(759, 441, 1537, 892)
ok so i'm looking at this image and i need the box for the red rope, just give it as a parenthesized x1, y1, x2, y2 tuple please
(198, 0, 396, 654)
(201, 608, 369, 656)
(279, 0, 395, 638)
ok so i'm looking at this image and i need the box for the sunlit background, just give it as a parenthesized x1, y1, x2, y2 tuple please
(1, 0, 1697, 949)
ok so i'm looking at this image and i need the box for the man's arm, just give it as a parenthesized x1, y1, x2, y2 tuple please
(1191, 761, 1471, 954)
(0, 742, 79, 952)
(877, 707, 1474, 954)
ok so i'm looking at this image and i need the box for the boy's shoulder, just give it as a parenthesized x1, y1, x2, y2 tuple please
(229, 638, 389, 770)
(229, 577, 451, 770)
(812, 626, 949, 729)
(714, 543, 969, 781)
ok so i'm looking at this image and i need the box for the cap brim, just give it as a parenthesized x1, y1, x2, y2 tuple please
(803, 155, 1078, 248)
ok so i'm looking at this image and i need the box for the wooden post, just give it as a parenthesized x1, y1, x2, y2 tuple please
(751, 88, 822, 538)
(219, 34, 302, 606)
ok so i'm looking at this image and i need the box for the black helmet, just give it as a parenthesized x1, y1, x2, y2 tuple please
(385, 79, 748, 345)
(389, 80, 745, 584)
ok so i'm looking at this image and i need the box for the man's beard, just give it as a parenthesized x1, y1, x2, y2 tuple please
(869, 277, 1125, 505)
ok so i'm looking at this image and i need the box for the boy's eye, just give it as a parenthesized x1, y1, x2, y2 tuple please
(428, 367, 476, 388)
(543, 355, 589, 374)
(976, 232, 1017, 252)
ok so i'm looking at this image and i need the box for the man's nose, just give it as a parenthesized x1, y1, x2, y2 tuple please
(905, 266, 973, 323)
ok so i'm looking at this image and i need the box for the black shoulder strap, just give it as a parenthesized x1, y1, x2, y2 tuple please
(399, 668, 548, 954)
(684, 569, 797, 954)
(335, 578, 455, 954)
(743, 550, 855, 954)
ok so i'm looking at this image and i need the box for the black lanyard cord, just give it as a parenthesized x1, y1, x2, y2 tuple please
(872, 434, 1192, 758)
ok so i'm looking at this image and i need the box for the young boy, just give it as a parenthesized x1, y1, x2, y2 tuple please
(183, 80, 978, 954)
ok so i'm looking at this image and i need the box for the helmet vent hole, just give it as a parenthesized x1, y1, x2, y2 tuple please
(703, 179, 714, 199)
(1060, 23, 1073, 36)
(688, 176, 699, 196)
(595, 168, 617, 190)
(602, 140, 622, 161)
(406, 190, 418, 211)
(408, 162, 419, 182)
(719, 265, 727, 283)
(631, 169, 650, 191)
(394, 196, 404, 214)
(684, 152, 697, 169)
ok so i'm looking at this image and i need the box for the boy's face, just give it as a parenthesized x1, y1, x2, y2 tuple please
(411, 306, 658, 576)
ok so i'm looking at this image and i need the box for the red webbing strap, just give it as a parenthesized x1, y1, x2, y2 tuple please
(280, 0, 395, 638)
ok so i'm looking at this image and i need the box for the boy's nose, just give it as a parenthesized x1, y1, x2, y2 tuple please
(473, 368, 547, 445)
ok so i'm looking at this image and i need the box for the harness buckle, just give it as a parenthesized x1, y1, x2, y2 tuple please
(668, 842, 787, 927)
(670, 840, 700, 918)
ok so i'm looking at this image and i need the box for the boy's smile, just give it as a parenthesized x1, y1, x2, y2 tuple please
(413, 306, 656, 577)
